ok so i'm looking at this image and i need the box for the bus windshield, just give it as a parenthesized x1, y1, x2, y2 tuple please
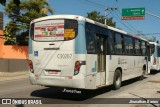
(30, 19, 78, 41)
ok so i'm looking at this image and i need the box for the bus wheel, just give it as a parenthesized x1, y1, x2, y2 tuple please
(113, 69, 122, 90)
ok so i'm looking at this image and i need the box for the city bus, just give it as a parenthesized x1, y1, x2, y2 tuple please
(149, 42, 160, 71)
(28, 15, 149, 90)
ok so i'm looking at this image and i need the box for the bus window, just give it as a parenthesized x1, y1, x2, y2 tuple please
(108, 30, 114, 54)
(85, 23, 97, 54)
(114, 33, 123, 54)
(141, 41, 147, 55)
(32, 19, 78, 41)
(158, 46, 160, 57)
(124, 36, 133, 54)
(135, 39, 141, 55)
(30, 23, 34, 39)
(64, 20, 78, 40)
(86, 34, 97, 54)
(150, 44, 155, 55)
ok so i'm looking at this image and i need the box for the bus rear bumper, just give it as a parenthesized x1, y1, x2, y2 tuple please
(150, 65, 159, 71)
(29, 73, 86, 89)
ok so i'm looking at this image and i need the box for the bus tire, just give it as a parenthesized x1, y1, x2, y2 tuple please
(113, 69, 122, 90)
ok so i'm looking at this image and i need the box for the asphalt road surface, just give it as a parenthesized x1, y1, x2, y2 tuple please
(0, 72, 159, 107)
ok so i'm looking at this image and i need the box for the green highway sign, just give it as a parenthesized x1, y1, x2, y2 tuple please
(122, 8, 145, 16)
(122, 8, 145, 20)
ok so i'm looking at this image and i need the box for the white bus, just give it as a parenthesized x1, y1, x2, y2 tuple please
(149, 42, 160, 71)
(28, 15, 149, 90)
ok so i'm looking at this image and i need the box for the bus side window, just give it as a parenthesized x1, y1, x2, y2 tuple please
(114, 33, 123, 54)
(86, 33, 96, 54)
(158, 46, 160, 57)
(141, 41, 147, 55)
(124, 36, 133, 54)
(150, 44, 155, 55)
(108, 30, 114, 54)
(30, 23, 34, 39)
(121, 35, 125, 53)
(135, 39, 141, 55)
(85, 23, 97, 54)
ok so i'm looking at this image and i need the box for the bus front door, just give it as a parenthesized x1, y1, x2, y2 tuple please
(96, 35, 106, 87)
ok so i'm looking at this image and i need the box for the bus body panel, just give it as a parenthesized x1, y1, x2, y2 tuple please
(108, 55, 144, 81)
(150, 42, 160, 71)
(29, 16, 87, 88)
(86, 54, 99, 89)
(31, 41, 75, 77)
(29, 15, 149, 89)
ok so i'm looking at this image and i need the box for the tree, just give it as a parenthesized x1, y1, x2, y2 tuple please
(0, 0, 6, 6)
(87, 11, 116, 27)
(0, 0, 20, 6)
(4, 0, 54, 45)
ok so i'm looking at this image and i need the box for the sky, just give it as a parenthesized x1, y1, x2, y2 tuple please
(1, 0, 160, 41)
(49, 0, 160, 41)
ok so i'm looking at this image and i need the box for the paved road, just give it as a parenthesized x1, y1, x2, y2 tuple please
(0, 72, 159, 107)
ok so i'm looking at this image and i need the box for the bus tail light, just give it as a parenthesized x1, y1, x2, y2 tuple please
(74, 61, 81, 75)
(28, 60, 34, 73)
(153, 57, 156, 65)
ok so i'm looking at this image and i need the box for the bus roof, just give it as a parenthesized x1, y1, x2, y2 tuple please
(31, 14, 85, 23)
(149, 42, 160, 45)
(85, 18, 128, 35)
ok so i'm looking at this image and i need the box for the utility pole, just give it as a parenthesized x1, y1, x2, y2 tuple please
(104, 7, 118, 25)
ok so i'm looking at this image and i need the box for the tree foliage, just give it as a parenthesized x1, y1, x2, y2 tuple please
(0, 0, 6, 6)
(0, 0, 20, 6)
(4, 22, 16, 45)
(4, 0, 54, 45)
(87, 11, 116, 27)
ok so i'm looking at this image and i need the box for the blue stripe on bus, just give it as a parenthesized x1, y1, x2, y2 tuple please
(29, 37, 33, 54)
(75, 21, 86, 54)
(92, 61, 97, 72)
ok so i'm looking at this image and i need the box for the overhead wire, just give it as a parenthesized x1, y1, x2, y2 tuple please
(85, 0, 106, 8)
(79, 0, 139, 34)
(116, 10, 138, 32)
(112, 11, 136, 33)
(77, 0, 101, 11)
(140, 33, 160, 35)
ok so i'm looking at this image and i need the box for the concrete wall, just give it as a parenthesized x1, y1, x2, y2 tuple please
(0, 59, 29, 72)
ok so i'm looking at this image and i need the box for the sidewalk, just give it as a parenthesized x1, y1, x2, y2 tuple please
(0, 71, 29, 82)
(106, 72, 160, 107)
(110, 72, 160, 98)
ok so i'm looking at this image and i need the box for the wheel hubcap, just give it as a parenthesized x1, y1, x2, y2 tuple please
(116, 76, 120, 85)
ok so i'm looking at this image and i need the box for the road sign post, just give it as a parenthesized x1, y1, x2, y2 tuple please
(122, 8, 145, 20)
